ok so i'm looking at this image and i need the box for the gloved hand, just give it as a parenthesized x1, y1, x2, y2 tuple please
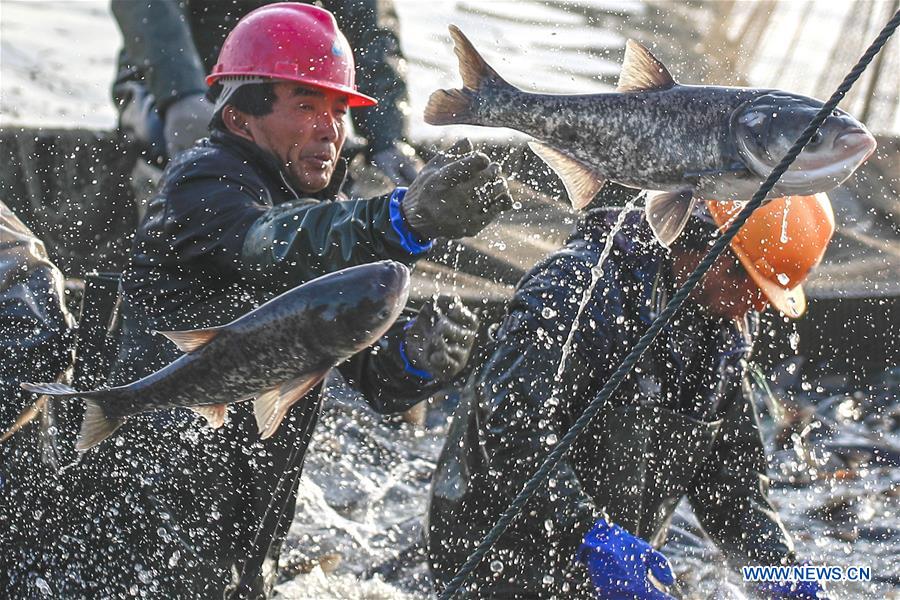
(402, 296, 479, 381)
(755, 579, 828, 599)
(370, 141, 424, 186)
(401, 138, 513, 240)
(163, 93, 214, 159)
(577, 518, 676, 600)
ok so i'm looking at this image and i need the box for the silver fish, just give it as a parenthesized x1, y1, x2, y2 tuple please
(425, 26, 877, 245)
(17, 261, 410, 450)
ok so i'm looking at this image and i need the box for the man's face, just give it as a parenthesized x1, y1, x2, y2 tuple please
(672, 247, 766, 320)
(241, 82, 349, 194)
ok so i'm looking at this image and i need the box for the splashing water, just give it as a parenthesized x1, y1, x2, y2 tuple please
(780, 196, 792, 244)
(553, 193, 641, 383)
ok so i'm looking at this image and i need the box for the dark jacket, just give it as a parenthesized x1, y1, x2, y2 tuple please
(0, 203, 76, 596)
(427, 209, 795, 599)
(111, 0, 409, 154)
(56, 129, 436, 599)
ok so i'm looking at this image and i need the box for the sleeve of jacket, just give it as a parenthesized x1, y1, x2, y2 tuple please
(474, 248, 623, 549)
(159, 171, 426, 296)
(336, 309, 442, 414)
(323, 0, 409, 152)
(687, 379, 796, 566)
(111, 0, 207, 112)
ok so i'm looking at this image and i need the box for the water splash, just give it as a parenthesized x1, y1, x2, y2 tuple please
(780, 196, 792, 244)
(553, 193, 641, 383)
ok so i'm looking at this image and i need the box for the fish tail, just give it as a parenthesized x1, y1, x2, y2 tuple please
(76, 399, 125, 452)
(424, 25, 516, 126)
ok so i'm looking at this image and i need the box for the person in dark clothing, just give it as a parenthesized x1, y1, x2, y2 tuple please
(44, 5, 510, 598)
(112, 0, 422, 183)
(0, 202, 76, 597)
(427, 192, 836, 599)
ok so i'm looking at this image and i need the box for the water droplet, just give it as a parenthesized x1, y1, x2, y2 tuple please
(541, 307, 558, 319)
(545, 433, 558, 445)
(34, 577, 51, 596)
(789, 332, 800, 351)
(512, 201, 523, 210)
(777, 273, 790, 286)
(542, 574, 555, 586)
(490, 560, 504, 574)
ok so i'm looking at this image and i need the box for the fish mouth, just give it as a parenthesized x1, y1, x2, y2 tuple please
(376, 261, 411, 312)
(776, 128, 876, 193)
(832, 128, 877, 159)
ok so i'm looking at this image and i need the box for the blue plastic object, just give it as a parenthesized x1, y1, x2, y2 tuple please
(577, 518, 676, 600)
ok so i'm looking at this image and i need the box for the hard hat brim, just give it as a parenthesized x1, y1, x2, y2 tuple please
(207, 73, 378, 108)
(729, 243, 807, 319)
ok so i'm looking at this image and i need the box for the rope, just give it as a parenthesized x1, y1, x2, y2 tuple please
(438, 9, 900, 599)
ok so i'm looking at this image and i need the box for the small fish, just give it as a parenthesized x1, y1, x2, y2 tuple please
(13, 261, 411, 451)
(426, 26, 877, 245)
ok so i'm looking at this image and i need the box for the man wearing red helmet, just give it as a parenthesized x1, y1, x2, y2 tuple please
(112, 0, 424, 184)
(48, 4, 511, 598)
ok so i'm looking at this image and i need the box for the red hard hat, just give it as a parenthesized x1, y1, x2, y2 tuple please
(207, 3, 377, 107)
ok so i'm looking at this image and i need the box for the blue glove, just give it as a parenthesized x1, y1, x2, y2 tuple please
(756, 579, 828, 599)
(577, 518, 676, 600)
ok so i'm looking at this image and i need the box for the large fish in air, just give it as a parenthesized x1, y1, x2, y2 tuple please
(425, 26, 877, 245)
(17, 261, 411, 450)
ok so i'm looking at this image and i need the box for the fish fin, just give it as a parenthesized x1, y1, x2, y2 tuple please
(255, 371, 328, 440)
(617, 40, 677, 93)
(154, 328, 220, 353)
(447, 24, 507, 91)
(528, 142, 605, 210)
(424, 25, 514, 126)
(645, 189, 697, 247)
(20, 382, 80, 397)
(189, 404, 228, 429)
(424, 89, 475, 126)
(76, 399, 125, 452)
(0, 396, 48, 443)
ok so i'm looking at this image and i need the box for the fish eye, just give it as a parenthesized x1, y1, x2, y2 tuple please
(831, 110, 840, 117)
(809, 131, 823, 145)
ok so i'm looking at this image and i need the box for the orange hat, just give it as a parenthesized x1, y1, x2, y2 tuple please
(706, 194, 834, 319)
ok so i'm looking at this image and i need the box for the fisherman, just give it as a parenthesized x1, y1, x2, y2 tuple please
(112, 0, 423, 184)
(52, 4, 510, 598)
(427, 190, 834, 599)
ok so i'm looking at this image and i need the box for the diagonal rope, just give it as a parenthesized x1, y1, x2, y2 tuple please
(438, 9, 900, 599)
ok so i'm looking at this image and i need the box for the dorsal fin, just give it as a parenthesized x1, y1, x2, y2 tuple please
(528, 142, 605, 210)
(155, 328, 220, 353)
(617, 40, 676, 93)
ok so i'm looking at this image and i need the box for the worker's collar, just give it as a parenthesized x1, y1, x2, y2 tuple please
(209, 128, 348, 201)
